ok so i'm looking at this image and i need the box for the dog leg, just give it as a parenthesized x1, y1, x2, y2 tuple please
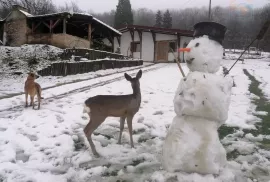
(30, 96, 34, 109)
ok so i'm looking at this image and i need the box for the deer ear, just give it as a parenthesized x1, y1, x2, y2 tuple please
(124, 73, 132, 81)
(136, 70, 142, 79)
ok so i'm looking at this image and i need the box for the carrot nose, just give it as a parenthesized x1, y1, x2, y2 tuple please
(178, 48, 191, 52)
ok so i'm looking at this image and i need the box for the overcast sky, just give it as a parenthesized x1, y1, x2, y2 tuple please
(53, 0, 269, 13)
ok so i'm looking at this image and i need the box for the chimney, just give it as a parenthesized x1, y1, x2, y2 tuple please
(12, 4, 28, 13)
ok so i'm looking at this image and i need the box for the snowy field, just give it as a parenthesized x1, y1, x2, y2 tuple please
(0, 44, 150, 99)
(0, 57, 270, 181)
(0, 62, 153, 99)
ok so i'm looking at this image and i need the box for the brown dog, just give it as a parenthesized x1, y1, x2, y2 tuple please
(24, 72, 42, 110)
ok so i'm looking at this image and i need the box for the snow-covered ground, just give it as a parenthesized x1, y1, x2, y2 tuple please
(0, 62, 153, 98)
(0, 44, 149, 99)
(0, 57, 270, 181)
(223, 50, 270, 60)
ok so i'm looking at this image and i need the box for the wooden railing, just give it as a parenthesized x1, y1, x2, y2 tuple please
(61, 48, 126, 60)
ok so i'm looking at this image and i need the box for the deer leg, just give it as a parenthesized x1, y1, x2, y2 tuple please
(117, 116, 126, 144)
(84, 117, 105, 157)
(127, 115, 134, 148)
(25, 93, 28, 107)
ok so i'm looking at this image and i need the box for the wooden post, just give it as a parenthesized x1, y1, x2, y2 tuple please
(88, 24, 92, 48)
(116, 36, 121, 47)
(32, 22, 34, 33)
(151, 31, 156, 62)
(129, 29, 134, 58)
(107, 35, 114, 53)
(137, 30, 142, 59)
(177, 33, 181, 62)
(112, 36, 114, 52)
(49, 20, 53, 33)
(63, 18, 66, 34)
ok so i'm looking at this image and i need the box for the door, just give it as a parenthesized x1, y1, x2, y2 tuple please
(156, 41, 169, 61)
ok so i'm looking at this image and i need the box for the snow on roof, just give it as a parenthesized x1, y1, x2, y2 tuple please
(93, 17, 121, 35)
(28, 11, 73, 18)
(19, 9, 33, 17)
(26, 11, 120, 35)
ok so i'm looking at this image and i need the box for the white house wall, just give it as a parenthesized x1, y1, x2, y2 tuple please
(118, 31, 192, 62)
(141, 32, 154, 61)
(119, 32, 130, 57)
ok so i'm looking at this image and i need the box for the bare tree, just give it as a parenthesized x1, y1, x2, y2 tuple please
(0, 0, 56, 17)
(58, 1, 83, 13)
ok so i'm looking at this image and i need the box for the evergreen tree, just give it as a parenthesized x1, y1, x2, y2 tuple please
(163, 9, 172, 28)
(114, 0, 133, 28)
(155, 10, 163, 27)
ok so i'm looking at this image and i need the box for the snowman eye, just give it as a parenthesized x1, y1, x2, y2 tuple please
(186, 58, 194, 64)
(195, 43, 200, 47)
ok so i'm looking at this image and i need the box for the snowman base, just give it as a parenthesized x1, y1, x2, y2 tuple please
(162, 115, 227, 175)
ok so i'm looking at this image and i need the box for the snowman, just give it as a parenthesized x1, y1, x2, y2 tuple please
(162, 22, 233, 175)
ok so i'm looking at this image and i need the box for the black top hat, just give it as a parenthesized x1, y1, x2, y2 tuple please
(193, 21, 227, 45)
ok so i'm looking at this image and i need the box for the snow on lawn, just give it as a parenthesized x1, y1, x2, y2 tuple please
(0, 60, 270, 181)
(0, 63, 163, 111)
(0, 62, 153, 98)
(0, 64, 181, 182)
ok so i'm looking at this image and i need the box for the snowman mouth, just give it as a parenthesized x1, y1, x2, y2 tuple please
(186, 58, 195, 64)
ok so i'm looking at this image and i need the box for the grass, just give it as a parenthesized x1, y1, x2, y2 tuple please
(218, 125, 239, 140)
(218, 69, 270, 160)
(243, 69, 270, 137)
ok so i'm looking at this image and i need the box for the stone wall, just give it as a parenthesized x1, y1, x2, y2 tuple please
(27, 33, 90, 49)
(4, 11, 28, 46)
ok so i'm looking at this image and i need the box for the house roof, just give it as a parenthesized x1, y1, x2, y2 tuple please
(2, 8, 121, 36)
(28, 12, 121, 35)
(118, 25, 194, 37)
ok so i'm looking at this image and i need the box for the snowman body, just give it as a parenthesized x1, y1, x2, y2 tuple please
(162, 35, 233, 174)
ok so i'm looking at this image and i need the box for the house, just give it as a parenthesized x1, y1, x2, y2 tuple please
(0, 5, 121, 52)
(117, 25, 194, 62)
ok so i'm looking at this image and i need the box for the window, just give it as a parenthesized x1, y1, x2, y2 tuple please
(131, 42, 141, 52)
(169, 41, 176, 52)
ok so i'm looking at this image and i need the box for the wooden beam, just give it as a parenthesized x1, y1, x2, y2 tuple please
(177, 33, 181, 62)
(129, 29, 134, 58)
(63, 18, 66, 34)
(151, 31, 156, 61)
(42, 21, 50, 29)
(52, 19, 61, 29)
(88, 24, 92, 48)
(137, 30, 142, 59)
(32, 22, 42, 33)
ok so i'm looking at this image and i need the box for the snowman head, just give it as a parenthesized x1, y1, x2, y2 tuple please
(183, 35, 223, 73)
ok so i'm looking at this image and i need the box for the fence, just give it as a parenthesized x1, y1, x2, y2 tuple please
(37, 59, 143, 76)
(61, 48, 125, 60)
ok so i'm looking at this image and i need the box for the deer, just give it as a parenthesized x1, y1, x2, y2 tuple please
(24, 72, 42, 110)
(83, 69, 143, 157)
